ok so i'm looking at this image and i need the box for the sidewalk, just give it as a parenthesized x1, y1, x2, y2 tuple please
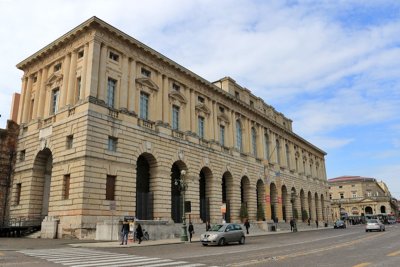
(69, 224, 334, 248)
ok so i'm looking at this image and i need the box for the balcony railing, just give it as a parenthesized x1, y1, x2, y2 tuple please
(138, 118, 155, 130)
(172, 130, 184, 139)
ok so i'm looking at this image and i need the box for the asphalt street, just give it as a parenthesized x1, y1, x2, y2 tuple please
(1, 224, 399, 266)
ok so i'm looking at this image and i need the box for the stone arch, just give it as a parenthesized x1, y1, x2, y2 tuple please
(380, 205, 386, 214)
(270, 183, 278, 220)
(135, 152, 157, 220)
(281, 185, 288, 222)
(314, 192, 320, 221)
(308, 191, 313, 220)
(222, 171, 234, 222)
(300, 189, 306, 221)
(32, 148, 53, 219)
(170, 160, 188, 223)
(256, 179, 265, 221)
(199, 167, 213, 223)
(365, 206, 373, 215)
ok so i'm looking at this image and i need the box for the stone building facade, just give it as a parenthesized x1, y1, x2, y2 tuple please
(0, 120, 19, 225)
(9, 17, 329, 239)
(329, 176, 397, 220)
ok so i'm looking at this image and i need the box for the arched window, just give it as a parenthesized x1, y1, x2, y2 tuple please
(285, 143, 290, 169)
(251, 127, 257, 157)
(276, 139, 281, 165)
(236, 120, 242, 152)
(264, 132, 270, 161)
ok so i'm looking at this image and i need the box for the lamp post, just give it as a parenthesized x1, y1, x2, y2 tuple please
(175, 170, 188, 241)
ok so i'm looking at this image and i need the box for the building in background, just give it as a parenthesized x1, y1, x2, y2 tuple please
(0, 120, 19, 226)
(9, 17, 329, 239)
(329, 176, 398, 222)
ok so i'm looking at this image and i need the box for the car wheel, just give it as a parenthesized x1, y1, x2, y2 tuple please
(239, 236, 245, 245)
(365, 229, 368, 232)
(202, 243, 208, 246)
(218, 238, 226, 246)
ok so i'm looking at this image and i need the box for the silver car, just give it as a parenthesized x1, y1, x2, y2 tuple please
(201, 223, 245, 246)
(365, 219, 385, 232)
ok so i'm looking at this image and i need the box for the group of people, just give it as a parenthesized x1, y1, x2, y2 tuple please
(120, 219, 143, 245)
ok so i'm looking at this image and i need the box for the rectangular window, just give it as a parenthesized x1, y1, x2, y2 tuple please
(198, 96, 205, 103)
(106, 175, 116, 200)
(340, 193, 344, 199)
(76, 77, 81, 101)
(108, 136, 118, 152)
(219, 125, 225, 146)
(109, 51, 119, 62)
(107, 78, 116, 108)
(15, 183, 22, 205)
(219, 106, 224, 113)
(19, 150, 26, 162)
(235, 91, 240, 99)
(172, 83, 180, 91)
(51, 88, 60, 114)
(33, 76, 38, 83)
(54, 63, 62, 72)
(198, 116, 205, 139)
(250, 100, 254, 107)
(141, 68, 151, 77)
(78, 50, 84, 58)
(352, 192, 357, 198)
(63, 174, 70, 200)
(172, 105, 180, 130)
(66, 135, 73, 149)
(367, 191, 372, 197)
(338, 185, 343, 188)
(29, 99, 34, 120)
(140, 92, 149, 120)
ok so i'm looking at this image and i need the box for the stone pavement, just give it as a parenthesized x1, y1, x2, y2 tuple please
(69, 223, 333, 248)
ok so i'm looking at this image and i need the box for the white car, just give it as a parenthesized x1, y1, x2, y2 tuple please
(365, 219, 385, 232)
(200, 223, 245, 246)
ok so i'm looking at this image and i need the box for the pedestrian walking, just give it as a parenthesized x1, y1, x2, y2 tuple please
(244, 219, 250, 234)
(290, 218, 295, 232)
(120, 219, 129, 245)
(188, 221, 194, 242)
(136, 223, 143, 244)
(205, 221, 211, 231)
(307, 218, 311, 226)
(315, 219, 319, 228)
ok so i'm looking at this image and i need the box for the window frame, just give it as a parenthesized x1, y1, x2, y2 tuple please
(106, 175, 116, 201)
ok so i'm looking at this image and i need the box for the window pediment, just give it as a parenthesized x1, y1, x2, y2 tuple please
(195, 103, 210, 116)
(136, 77, 159, 91)
(46, 73, 63, 87)
(169, 90, 187, 104)
(217, 112, 230, 124)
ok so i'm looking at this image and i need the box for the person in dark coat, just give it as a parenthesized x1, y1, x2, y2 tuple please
(205, 221, 211, 231)
(315, 219, 319, 228)
(188, 221, 194, 242)
(136, 223, 143, 244)
(120, 219, 129, 245)
(244, 219, 250, 234)
(290, 218, 295, 232)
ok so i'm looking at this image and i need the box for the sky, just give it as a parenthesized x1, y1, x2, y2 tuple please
(0, 0, 399, 198)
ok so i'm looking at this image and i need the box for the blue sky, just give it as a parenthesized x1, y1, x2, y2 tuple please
(0, 0, 399, 198)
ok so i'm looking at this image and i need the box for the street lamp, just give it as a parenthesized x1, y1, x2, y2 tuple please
(175, 169, 188, 241)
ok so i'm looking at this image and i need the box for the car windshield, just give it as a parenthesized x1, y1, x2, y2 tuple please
(209, 224, 225, 232)
(368, 219, 378, 224)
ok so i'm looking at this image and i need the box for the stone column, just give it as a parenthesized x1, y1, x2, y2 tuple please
(285, 191, 292, 221)
(162, 76, 169, 124)
(309, 196, 316, 221)
(60, 53, 71, 108)
(85, 39, 101, 98)
(97, 43, 107, 102)
(231, 111, 236, 149)
(256, 124, 263, 158)
(276, 187, 283, 221)
(212, 101, 218, 142)
(155, 74, 163, 121)
(128, 59, 136, 112)
(295, 194, 302, 220)
(37, 67, 48, 119)
(152, 166, 172, 221)
(66, 51, 78, 106)
(119, 55, 129, 110)
(190, 89, 196, 133)
(303, 194, 310, 221)
(265, 184, 271, 220)
(247, 185, 257, 220)
(80, 43, 89, 100)
(32, 70, 42, 119)
(17, 77, 28, 124)
(22, 76, 33, 123)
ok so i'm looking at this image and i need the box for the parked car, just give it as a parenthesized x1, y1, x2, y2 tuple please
(200, 223, 245, 246)
(333, 220, 346, 229)
(365, 219, 385, 232)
